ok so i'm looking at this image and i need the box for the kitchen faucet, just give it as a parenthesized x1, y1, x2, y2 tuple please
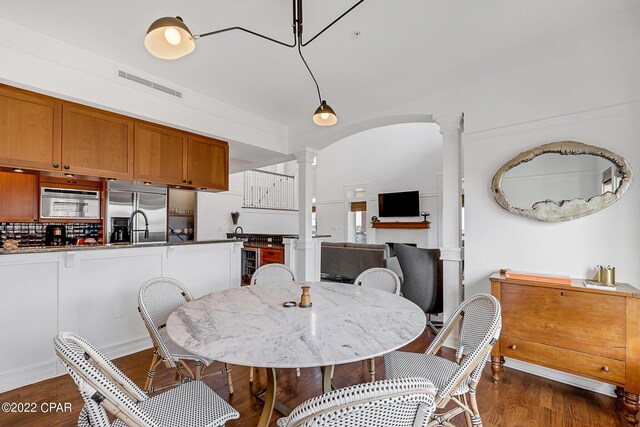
(129, 209, 150, 243)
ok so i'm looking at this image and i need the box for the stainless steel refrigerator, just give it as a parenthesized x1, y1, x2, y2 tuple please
(106, 183, 167, 244)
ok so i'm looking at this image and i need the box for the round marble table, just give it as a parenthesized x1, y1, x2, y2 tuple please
(166, 281, 426, 426)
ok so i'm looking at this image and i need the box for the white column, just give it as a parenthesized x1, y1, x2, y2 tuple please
(434, 113, 464, 333)
(294, 149, 319, 281)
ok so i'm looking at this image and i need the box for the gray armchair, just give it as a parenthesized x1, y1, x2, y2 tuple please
(394, 244, 443, 333)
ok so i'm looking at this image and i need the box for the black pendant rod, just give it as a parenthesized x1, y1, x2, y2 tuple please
(301, 0, 365, 47)
(194, 0, 365, 48)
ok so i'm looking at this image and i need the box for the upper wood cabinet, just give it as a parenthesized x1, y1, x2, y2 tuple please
(62, 104, 134, 179)
(134, 122, 187, 186)
(0, 171, 38, 222)
(186, 135, 229, 190)
(0, 85, 62, 171)
(0, 85, 229, 190)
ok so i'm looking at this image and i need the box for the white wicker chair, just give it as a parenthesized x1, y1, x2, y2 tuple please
(355, 267, 401, 295)
(251, 263, 296, 285)
(277, 377, 437, 427)
(249, 263, 300, 381)
(138, 277, 234, 394)
(54, 331, 239, 427)
(384, 294, 502, 427)
(354, 267, 402, 382)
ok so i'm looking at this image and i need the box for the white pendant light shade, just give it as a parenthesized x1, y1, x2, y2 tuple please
(144, 16, 196, 60)
(313, 100, 338, 126)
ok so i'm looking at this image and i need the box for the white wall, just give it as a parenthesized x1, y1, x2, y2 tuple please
(197, 161, 299, 239)
(464, 103, 639, 294)
(315, 123, 442, 248)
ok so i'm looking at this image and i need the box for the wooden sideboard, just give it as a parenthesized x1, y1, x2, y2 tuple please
(490, 273, 640, 426)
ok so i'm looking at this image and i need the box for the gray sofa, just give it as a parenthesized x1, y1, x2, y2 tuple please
(321, 242, 388, 282)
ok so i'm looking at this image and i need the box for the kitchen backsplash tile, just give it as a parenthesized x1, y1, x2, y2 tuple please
(0, 222, 101, 247)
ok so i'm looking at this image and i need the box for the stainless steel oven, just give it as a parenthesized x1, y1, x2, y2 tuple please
(40, 187, 101, 220)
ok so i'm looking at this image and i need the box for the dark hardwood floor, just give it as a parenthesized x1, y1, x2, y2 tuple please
(0, 329, 628, 426)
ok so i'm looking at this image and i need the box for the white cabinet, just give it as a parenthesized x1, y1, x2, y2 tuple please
(0, 254, 59, 390)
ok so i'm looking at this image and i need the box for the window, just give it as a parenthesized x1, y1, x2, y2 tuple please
(351, 201, 367, 244)
(244, 169, 296, 210)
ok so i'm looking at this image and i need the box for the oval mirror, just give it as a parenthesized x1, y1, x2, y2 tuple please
(492, 141, 633, 222)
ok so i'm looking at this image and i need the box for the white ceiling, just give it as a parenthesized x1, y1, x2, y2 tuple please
(1, 0, 638, 140)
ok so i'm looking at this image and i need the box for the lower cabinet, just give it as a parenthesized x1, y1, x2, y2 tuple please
(260, 247, 284, 266)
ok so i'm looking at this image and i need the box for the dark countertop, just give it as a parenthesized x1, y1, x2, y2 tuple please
(0, 239, 242, 255)
(243, 243, 285, 249)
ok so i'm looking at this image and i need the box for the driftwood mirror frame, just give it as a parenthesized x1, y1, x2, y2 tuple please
(491, 141, 633, 222)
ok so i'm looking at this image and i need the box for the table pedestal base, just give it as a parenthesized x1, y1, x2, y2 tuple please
(256, 365, 336, 427)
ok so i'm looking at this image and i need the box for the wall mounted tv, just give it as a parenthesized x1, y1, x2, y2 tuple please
(378, 191, 420, 217)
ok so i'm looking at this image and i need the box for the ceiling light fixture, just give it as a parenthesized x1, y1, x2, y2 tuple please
(145, 0, 365, 126)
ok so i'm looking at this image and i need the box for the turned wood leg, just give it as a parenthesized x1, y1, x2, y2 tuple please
(624, 391, 639, 426)
(491, 355, 503, 383)
(322, 365, 335, 394)
(367, 358, 376, 382)
(144, 350, 160, 393)
(225, 363, 234, 395)
(616, 387, 626, 411)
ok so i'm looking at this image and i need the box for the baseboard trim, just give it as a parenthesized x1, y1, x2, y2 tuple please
(504, 357, 616, 397)
(0, 335, 153, 393)
(0, 360, 58, 394)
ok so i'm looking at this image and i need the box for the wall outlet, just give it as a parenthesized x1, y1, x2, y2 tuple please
(113, 304, 122, 319)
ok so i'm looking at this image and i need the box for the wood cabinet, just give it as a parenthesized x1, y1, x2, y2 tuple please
(0, 85, 62, 172)
(260, 248, 284, 266)
(0, 85, 229, 190)
(134, 122, 186, 185)
(490, 273, 640, 425)
(62, 104, 134, 179)
(0, 172, 38, 222)
(186, 135, 228, 190)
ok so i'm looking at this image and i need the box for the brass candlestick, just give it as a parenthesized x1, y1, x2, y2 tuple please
(300, 286, 312, 308)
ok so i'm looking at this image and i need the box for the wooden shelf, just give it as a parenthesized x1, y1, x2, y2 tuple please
(371, 221, 430, 230)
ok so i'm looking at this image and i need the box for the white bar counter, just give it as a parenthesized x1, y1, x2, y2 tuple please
(0, 240, 243, 392)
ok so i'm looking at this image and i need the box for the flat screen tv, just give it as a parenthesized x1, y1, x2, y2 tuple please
(378, 191, 420, 217)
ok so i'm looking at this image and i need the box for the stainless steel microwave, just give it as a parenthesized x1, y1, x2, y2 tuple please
(40, 187, 101, 220)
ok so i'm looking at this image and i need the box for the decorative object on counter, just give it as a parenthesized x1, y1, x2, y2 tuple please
(2, 239, 19, 250)
(45, 224, 66, 246)
(583, 279, 617, 290)
(492, 141, 633, 222)
(282, 301, 297, 308)
(371, 216, 379, 223)
(83, 238, 98, 245)
(504, 270, 571, 285)
(231, 211, 240, 225)
(499, 268, 510, 275)
(595, 265, 616, 285)
(299, 285, 312, 308)
(420, 211, 430, 222)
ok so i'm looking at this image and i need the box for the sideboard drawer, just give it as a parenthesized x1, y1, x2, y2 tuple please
(501, 283, 626, 360)
(501, 335, 625, 384)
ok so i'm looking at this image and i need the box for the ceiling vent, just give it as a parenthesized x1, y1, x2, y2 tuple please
(117, 70, 183, 99)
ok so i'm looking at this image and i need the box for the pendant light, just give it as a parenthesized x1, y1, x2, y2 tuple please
(144, 1, 365, 126)
(144, 16, 195, 60)
(313, 101, 337, 126)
